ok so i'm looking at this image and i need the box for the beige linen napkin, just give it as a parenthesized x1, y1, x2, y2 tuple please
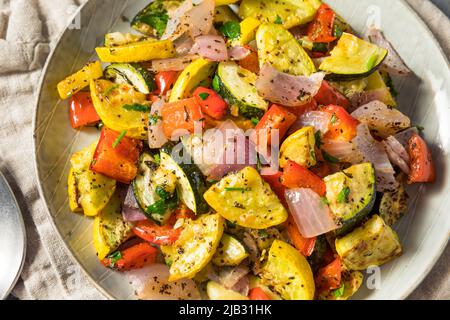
(0, 0, 448, 300)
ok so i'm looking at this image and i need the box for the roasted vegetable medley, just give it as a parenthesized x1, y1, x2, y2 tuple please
(60, 0, 435, 300)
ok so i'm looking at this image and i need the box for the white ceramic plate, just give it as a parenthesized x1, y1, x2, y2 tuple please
(33, 0, 450, 299)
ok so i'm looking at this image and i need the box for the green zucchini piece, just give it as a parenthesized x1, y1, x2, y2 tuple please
(307, 235, 328, 273)
(256, 24, 316, 76)
(105, 63, 155, 94)
(133, 152, 176, 225)
(378, 184, 409, 226)
(160, 143, 210, 214)
(324, 163, 376, 236)
(131, 0, 182, 38)
(239, 0, 316, 29)
(335, 215, 402, 270)
(319, 33, 388, 81)
(216, 61, 268, 119)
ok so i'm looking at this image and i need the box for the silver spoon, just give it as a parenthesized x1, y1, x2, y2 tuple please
(0, 171, 26, 299)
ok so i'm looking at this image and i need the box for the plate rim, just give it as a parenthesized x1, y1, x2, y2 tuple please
(32, 0, 449, 300)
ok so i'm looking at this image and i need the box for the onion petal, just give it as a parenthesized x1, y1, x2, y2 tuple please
(151, 54, 199, 72)
(190, 35, 228, 61)
(148, 99, 168, 149)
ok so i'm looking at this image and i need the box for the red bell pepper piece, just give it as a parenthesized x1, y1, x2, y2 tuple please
(239, 45, 260, 74)
(69, 92, 100, 128)
(285, 214, 316, 257)
(91, 127, 142, 183)
(407, 133, 436, 183)
(307, 4, 337, 43)
(261, 171, 288, 208)
(193, 86, 228, 120)
(161, 97, 204, 139)
(314, 80, 349, 109)
(322, 105, 359, 141)
(133, 220, 182, 245)
(315, 257, 342, 291)
(251, 104, 297, 148)
(281, 160, 326, 196)
(248, 287, 271, 300)
(102, 242, 158, 271)
(154, 71, 178, 95)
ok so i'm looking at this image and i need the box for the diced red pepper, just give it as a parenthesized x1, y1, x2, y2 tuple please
(193, 86, 228, 120)
(248, 287, 271, 300)
(407, 133, 435, 183)
(154, 71, 178, 95)
(261, 171, 288, 208)
(322, 105, 359, 141)
(315, 257, 342, 291)
(133, 220, 182, 246)
(239, 45, 260, 74)
(281, 160, 326, 196)
(161, 97, 204, 139)
(285, 214, 316, 257)
(69, 92, 100, 128)
(102, 242, 158, 271)
(90, 127, 142, 183)
(251, 104, 297, 148)
(314, 81, 349, 109)
(307, 4, 337, 43)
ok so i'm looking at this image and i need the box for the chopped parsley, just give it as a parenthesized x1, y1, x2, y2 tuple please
(322, 151, 339, 164)
(333, 24, 344, 38)
(332, 283, 345, 298)
(219, 21, 241, 40)
(416, 125, 425, 132)
(330, 113, 338, 124)
(337, 186, 350, 203)
(315, 130, 323, 148)
(155, 185, 171, 200)
(153, 153, 161, 165)
(251, 117, 260, 126)
(104, 84, 119, 96)
(123, 103, 150, 112)
(107, 251, 122, 267)
(198, 92, 210, 101)
(146, 199, 166, 216)
(112, 130, 127, 148)
(225, 187, 251, 192)
(149, 114, 163, 125)
(274, 15, 283, 24)
(212, 75, 221, 92)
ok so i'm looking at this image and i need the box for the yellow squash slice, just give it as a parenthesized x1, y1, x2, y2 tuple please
(96, 40, 175, 63)
(57, 61, 103, 99)
(279, 126, 316, 168)
(203, 167, 288, 229)
(90, 79, 150, 140)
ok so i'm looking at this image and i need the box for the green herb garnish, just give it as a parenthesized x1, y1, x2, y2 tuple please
(333, 24, 344, 38)
(330, 113, 338, 124)
(149, 114, 163, 126)
(155, 185, 170, 200)
(251, 117, 260, 126)
(337, 186, 350, 203)
(315, 130, 323, 148)
(104, 84, 119, 96)
(154, 153, 161, 165)
(258, 230, 269, 237)
(198, 92, 210, 101)
(123, 103, 150, 112)
(107, 251, 122, 267)
(322, 151, 339, 164)
(332, 283, 345, 297)
(220, 21, 241, 40)
(416, 125, 425, 132)
(112, 130, 127, 148)
(312, 42, 328, 53)
(224, 187, 251, 192)
(212, 75, 221, 92)
(146, 200, 166, 216)
(274, 15, 283, 24)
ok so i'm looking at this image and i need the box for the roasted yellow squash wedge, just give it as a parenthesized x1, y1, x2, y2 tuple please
(335, 215, 402, 270)
(96, 40, 175, 63)
(68, 168, 82, 213)
(279, 126, 316, 168)
(207, 281, 249, 300)
(70, 142, 116, 216)
(212, 234, 248, 266)
(256, 23, 316, 76)
(57, 61, 103, 99)
(203, 167, 288, 229)
(169, 214, 224, 281)
(90, 79, 149, 139)
(240, 0, 316, 29)
(318, 270, 364, 300)
(231, 17, 261, 46)
(215, 0, 239, 5)
(169, 58, 217, 102)
(261, 240, 315, 300)
(93, 191, 133, 260)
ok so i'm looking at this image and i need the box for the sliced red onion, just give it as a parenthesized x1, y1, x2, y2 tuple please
(394, 127, 419, 149)
(285, 188, 339, 238)
(383, 136, 410, 174)
(351, 100, 411, 139)
(352, 124, 398, 192)
(231, 274, 250, 296)
(228, 46, 251, 61)
(321, 138, 362, 163)
(218, 263, 250, 290)
(366, 27, 412, 76)
(174, 34, 195, 55)
(161, 0, 194, 41)
(122, 185, 147, 222)
(148, 99, 169, 149)
(125, 263, 201, 300)
(185, 0, 215, 39)
(190, 35, 228, 61)
(151, 54, 199, 72)
(349, 88, 394, 111)
(256, 64, 325, 107)
(241, 232, 261, 274)
(183, 120, 257, 180)
(297, 111, 331, 134)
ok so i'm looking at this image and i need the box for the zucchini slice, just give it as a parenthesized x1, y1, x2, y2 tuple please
(256, 23, 316, 76)
(319, 33, 388, 80)
(377, 183, 409, 226)
(324, 163, 376, 236)
(216, 61, 268, 119)
(240, 0, 316, 29)
(335, 215, 402, 270)
(365, 71, 397, 107)
(105, 63, 155, 94)
(160, 143, 210, 214)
